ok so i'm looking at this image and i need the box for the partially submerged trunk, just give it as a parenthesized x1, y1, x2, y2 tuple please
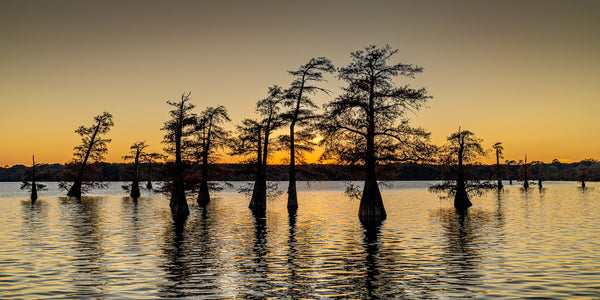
(197, 151, 210, 205)
(170, 125, 189, 223)
(67, 122, 101, 199)
(197, 117, 212, 206)
(287, 122, 298, 212)
(31, 156, 38, 203)
(359, 86, 386, 222)
(454, 140, 472, 211)
(250, 125, 266, 212)
(31, 180, 38, 203)
(358, 127, 386, 221)
(495, 151, 503, 190)
(130, 151, 141, 199)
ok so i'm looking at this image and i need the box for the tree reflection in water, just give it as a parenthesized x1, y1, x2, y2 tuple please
(435, 207, 491, 297)
(60, 196, 108, 298)
(361, 218, 383, 298)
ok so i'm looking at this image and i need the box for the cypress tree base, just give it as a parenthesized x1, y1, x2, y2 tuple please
(358, 179, 387, 222)
(454, 190, 472, 212)
(67, 181, 82, 199)
(130, 180, 140, 199)
(287, 182, 298, 212)
(197, 181, 210, 206)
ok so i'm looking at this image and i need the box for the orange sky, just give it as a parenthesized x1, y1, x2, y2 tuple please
(1, 0, 599, 166)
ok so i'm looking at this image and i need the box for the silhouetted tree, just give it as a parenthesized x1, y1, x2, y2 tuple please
(578, 158, 598, 188)
(20, 155, 47, 203)
(320, 45, 432, 221)
(519, 155, 531, 189)
(60, 112, 113, 199)
(194, 105, 231, 205)
(505, 159, 517, 184)
(161, 92, 196, 223)
(122, 141, 164, 199)
(429, 128, 494, 211)
(532, 161, 545, 188)
(282, 57, 335, 212)
(231, 86, 285, 211)
(492, 142, 504, 189)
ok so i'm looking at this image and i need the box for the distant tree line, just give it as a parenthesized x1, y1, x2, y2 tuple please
(3, 160, 600, 182)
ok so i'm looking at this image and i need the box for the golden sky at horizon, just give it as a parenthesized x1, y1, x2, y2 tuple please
(1, 0, 599, 166)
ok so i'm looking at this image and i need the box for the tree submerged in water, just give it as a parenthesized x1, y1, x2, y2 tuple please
(20, 155, 47, 203)
(193, 105, 231, 205)
(320, 45, 433, 221)
(59, 112, 114, 199)
(121, 141, 164, 200)
(281, 57, 335, 212)
(429, 128, 495, 212)
(161, 92, 197, 223)
(231, 86, 285, 212)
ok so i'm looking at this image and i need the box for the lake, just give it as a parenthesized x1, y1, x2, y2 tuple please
(0, 181, 598, 299)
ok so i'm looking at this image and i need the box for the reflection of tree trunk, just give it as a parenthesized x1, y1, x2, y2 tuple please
(359, 129, 386, 221)
(361, 218, 382, 298)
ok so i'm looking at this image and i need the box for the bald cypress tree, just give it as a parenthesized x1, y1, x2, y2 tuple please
(20, 155, 47, 204)
(492, 142, 504, 189)
(231, 86, 284, 212)
(60, 112, 113, 199)
(194, 105, 231, 205)
(429, 128, 494, 211)
(282, 57, 334, 212)
(320, 45, 432, 221)
(162, 92, 196, 223)
(122, 141, 164, 199)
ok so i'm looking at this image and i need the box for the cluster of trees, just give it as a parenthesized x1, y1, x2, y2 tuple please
(17, 45, 599, 224)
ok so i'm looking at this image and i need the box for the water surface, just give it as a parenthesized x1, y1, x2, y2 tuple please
(1, 181, 599, 299)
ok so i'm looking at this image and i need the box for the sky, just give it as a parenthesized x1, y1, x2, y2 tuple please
(1, 0, 599, 166)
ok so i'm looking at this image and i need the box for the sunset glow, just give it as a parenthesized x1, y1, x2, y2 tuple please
(1, 0, 599, 166)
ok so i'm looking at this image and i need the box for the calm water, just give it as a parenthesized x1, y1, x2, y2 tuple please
(0, 181, 599, 299)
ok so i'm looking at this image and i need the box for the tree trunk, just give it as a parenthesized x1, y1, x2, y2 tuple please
(250, 125, 266, 212)
(198, 118, 212, 206)
(31, 180, 38, 203)
(359, 132, 386, 221)
(130, 151, 141, 199)
(31, 157, 38, 203)
(197, 151, 210, 205)
(67, 122, 101, 199)
(496, 152, 503, 189)
(170, 125, 189, 224)
(287, 122, 298, 212)
(454, 142, 472, 211)
(146, 180, 153, 190)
